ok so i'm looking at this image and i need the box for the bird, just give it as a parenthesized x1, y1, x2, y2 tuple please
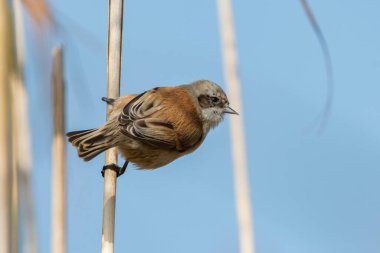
(66, 80, 238, 176)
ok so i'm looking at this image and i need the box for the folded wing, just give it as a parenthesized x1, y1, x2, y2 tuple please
(118, 88, 202, 151)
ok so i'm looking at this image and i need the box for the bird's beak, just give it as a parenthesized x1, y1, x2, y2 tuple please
(224, 106, 239, 115)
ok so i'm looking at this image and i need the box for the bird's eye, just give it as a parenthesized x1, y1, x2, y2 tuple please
(210, 96, 220, 104)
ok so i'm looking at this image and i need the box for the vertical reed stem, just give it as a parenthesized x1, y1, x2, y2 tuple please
(10, 75, 19, 253)
(217, 0, 256, 252)
(101, 0, 124, 252)
(10, 4, 23, 252)
(52, 47, 66, 253)
(0, 1, 12, 252)
(10, 139, 18, 253)
(10, 79, 36, 253)
(12, 0, 37, 252)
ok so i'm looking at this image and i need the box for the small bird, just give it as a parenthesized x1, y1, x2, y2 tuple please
(67, 80, 238, 176)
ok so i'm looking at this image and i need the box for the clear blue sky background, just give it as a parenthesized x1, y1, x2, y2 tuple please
(24, 0, 380, 252)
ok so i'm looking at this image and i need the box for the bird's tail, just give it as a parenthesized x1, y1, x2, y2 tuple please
(66, 124, 119, 161)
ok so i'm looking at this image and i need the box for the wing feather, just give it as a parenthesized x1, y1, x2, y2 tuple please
(118, 88, 177, 149)
(118, 87, 203, 152)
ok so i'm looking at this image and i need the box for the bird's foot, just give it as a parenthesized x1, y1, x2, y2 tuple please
(101, 160, 129, 177)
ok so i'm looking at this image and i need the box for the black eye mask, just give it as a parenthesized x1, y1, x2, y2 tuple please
(198, 94, 224, 108)
(198, 94, 213, 108)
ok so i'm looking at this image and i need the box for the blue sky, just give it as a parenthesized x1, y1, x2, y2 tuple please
(24, 0, 380, 252)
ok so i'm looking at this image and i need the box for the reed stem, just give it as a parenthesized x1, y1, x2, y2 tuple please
(0, 1, 13, 252)
(217, 0, 256, 252)
(52, 46, 66, 253)
(101, 0, 124, 252)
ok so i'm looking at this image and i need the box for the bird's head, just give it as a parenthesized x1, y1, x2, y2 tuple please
(184, 80, 238, 131)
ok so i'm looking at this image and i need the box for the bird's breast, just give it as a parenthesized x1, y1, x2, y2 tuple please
(118, 139, 202, 169)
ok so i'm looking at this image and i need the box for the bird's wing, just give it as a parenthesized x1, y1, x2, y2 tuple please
(119, 87, 201, 151)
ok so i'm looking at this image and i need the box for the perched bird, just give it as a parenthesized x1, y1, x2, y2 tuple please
(67, 80, 238, 175)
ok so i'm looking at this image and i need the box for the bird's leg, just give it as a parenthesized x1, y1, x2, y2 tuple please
(101, 97, 116, 105)
(101, 160, 129, 177)
(119, 160, 129, 176)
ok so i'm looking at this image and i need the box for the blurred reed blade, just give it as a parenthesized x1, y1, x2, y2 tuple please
(11, 74, 37, 253)
(51, 46, 66, 253)
(11, 75, 37, 253)
(12, 0, 38, 252)
(10, 73, 20, 253)
(19, 174, 38, 253)
(300, 0, 334, 133)
(22, 0, 53, 27)
(217, 0, 256, 253)
(10, 2, 21, 253)
(0, 1, 13, 252)
(23, 0, 100, 117)
(21, 0, 55, 129)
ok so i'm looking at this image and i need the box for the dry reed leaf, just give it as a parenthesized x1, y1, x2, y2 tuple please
(300, 0, 334, 134)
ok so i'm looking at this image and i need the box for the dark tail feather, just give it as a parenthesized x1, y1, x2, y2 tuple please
(66, 127, 117, 161)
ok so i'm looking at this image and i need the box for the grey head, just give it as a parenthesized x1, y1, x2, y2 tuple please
(181, 80, 238, 131)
